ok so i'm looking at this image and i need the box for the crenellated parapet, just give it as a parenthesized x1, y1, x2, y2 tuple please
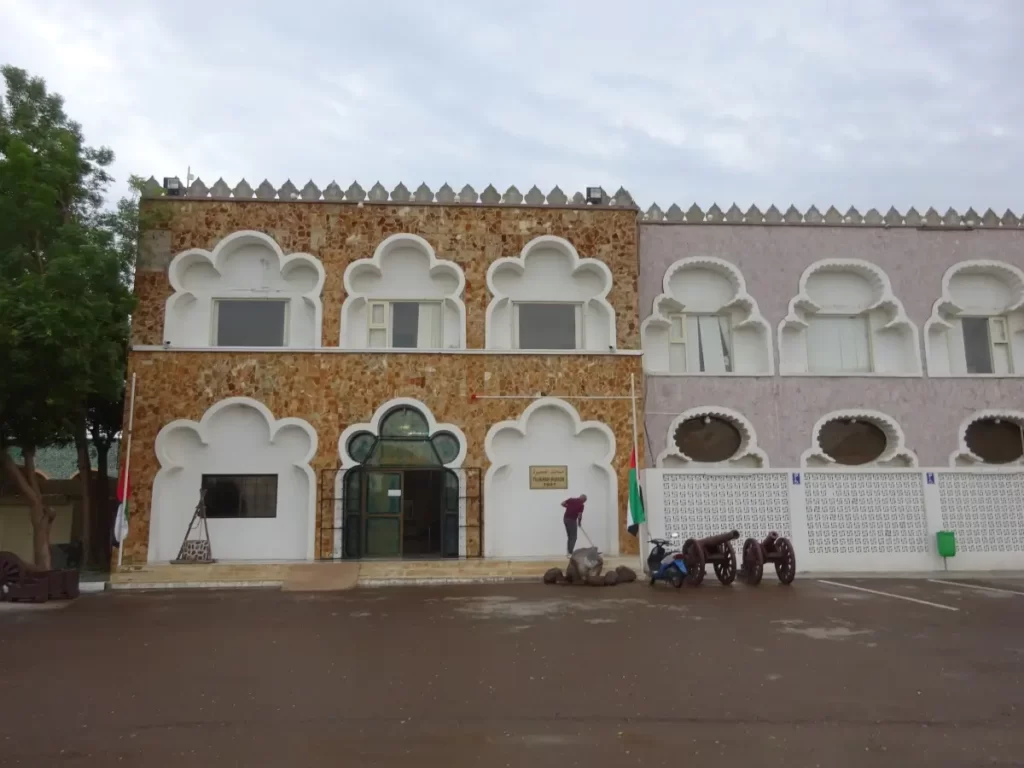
(140, 177, 637, 209)
(640, 202, 1023, 228)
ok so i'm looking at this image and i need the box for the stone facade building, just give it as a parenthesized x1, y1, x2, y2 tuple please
(122, 181, 644, 567)
(120, 178, 1024, 572)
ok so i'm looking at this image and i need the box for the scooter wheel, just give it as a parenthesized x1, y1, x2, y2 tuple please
(669, 565, 685, 589)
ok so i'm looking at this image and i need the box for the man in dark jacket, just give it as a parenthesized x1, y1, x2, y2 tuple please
(561, 494, 587, 555)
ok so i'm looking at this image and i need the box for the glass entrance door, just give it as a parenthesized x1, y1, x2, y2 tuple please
(364, 471, 403, 557)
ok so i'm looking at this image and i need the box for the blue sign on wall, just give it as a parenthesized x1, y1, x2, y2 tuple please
(792, 472, 801, 485)
(926, 472, 935, 485)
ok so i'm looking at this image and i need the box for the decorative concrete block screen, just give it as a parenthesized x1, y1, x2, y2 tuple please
(657, 471, 791, 545)
(643, 468, 1024, 573)
(803, 472, 928, 555)
(938, 473, 1024, 553)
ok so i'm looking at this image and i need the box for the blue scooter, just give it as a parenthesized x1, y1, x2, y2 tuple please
(647, 534, 688, 588)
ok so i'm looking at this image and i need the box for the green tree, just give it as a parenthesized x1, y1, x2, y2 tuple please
(0, 65, 135, 568)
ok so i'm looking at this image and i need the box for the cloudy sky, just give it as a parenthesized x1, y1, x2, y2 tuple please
(2, 0, 1021, 212)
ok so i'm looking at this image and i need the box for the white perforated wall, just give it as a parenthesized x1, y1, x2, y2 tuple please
(938, 473, 1024, 552)
(660, 472, 791, 545)
(804, 472, 928, 554)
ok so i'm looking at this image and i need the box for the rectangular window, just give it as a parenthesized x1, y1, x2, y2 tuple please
(366, 301, 442, 349)
(215, 300, 287, 346)
(962, 316, 1013, 374)
(515, 303, 579, 350)
(201, 474, 278, 519)
(806, 315, 871, 373)
(667, 314, 732, 373)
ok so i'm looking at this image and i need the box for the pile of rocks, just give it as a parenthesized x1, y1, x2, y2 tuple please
(542, 547, 637, 587)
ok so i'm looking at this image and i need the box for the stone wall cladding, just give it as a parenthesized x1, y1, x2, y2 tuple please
(134, 200, 640, 350)
(639, 224, 1024, 466)
(120, 351, 645, 566)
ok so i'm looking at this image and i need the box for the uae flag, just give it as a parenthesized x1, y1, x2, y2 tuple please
(627, 448, 646, 537)
(113, 464, 130, 545)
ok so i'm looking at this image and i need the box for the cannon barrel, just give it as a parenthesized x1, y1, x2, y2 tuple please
(694, 530, 740, 549)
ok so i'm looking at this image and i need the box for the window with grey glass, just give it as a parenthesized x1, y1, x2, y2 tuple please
(516, 303, 577, 349)
(391, 302, 420, 348)
(961, 317, 993, 374)
(201, 474, 278, 518)
(215, 300, 287, 346)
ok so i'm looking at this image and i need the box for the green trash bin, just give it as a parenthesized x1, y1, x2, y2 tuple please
(936, 530, 956, 558)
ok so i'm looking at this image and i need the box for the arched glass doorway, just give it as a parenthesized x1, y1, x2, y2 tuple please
(343, 406, 460, 559)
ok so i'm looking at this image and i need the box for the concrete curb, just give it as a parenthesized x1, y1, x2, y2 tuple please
(109, 580, 284, 591)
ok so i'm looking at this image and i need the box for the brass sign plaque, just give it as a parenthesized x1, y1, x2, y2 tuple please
(529, 465, 568, 490)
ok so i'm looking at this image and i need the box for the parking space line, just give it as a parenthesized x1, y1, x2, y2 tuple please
(817, 580, 960, 612)
(928, 579, 1024, 597)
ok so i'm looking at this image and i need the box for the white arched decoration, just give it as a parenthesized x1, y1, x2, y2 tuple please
(801, 408, 917, 468)
(656, 406, 768, 468)
(334, 398, 468, 559)
(149, 397, 318, 562)
(642, 257, 773, 374)
(925, 260, 1024, 376)
(164, 230, 325, 348)
(337, 397, 467, 469)
(950, 409, 1024, 467)
(484, 398, 617, 558)
(340, 234, 466, 350)
(485, 236, 615, 351)
(778, 259, 920, 375)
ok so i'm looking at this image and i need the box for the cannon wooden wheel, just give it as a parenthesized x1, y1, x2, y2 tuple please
(681, 538, 705, 586)
(774, 536, 797, 585)
(742, 538, 765, 586)
(713, 543, 737, 585)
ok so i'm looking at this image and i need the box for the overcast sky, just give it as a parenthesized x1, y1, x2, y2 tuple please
(2, 0, 1022, 212)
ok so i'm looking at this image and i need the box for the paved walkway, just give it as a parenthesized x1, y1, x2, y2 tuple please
(2, 579, 1022, 766)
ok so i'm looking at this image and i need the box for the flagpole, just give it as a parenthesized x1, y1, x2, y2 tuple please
(630, 373, 646, 573)
(117, 372, 137, 569)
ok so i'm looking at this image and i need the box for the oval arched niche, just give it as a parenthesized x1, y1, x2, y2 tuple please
(673, 416, 742, 463)
(818, 419, 888, 465)
(965, 418, 1024, 464)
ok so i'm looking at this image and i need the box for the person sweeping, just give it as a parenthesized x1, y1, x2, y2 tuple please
(561, 494, 587, 556)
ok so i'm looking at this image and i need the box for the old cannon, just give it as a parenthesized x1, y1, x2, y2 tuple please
(681, 530, 739, 586)
(741, 532, 797, 585)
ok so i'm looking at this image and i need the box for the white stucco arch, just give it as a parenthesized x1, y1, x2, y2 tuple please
(801, 408, 917, 468)
(333, 397, 468, 559)
(657, 406, 769, 468)
(149, 397, 318, 562)
(925, 260, 1024, 376)
(485, 236, 616, 350)
(337, 397, 467, 469)
(950, 409, 1024, 467)
(340, 234, 466, 349)
(484, 397, 617, 557)
(164, 230, 325, 348)
(778, 259, 920, 375)
(642, 257, 773, 374)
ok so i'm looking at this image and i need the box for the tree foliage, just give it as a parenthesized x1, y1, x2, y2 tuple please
(0, 65, 136, 567)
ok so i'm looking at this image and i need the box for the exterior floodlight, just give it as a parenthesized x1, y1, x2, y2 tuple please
(163, 177, 182, 196)
(586, 187, 603, 204)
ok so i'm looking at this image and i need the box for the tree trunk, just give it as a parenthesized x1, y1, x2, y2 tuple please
(92, 443, 112, 569)
(2, 447, 54, 569)
(74, 413, 94, 568)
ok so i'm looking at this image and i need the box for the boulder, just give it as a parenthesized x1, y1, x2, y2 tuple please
(614, 565, 637, 583)
(542, 567, 564, 585)
(569, 546, 604, 585)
